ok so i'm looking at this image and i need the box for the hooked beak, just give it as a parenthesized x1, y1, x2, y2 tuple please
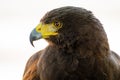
(29, 28, 42, 47)
(29, 23, 60, 47)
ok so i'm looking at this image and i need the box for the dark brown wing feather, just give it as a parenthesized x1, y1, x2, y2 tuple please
(106, 51, 120, 80)
(23, 51, 42, 80)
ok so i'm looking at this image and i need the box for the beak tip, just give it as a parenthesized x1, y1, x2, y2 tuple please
(30, 41, 35, 47)
(30, 36, 34, 47)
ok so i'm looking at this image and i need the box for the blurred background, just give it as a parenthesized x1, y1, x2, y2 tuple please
(0, 0, 120, 80)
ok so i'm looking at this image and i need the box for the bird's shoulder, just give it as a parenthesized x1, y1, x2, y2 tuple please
(23, 50, 44, 80)
(107, 51, 120, 79)
(109, 51, 120, 67)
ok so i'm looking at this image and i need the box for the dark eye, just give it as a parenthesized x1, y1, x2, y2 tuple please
(54, 21, 62, 27)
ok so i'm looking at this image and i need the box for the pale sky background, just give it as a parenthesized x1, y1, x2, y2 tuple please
(0, 0, 120, 80)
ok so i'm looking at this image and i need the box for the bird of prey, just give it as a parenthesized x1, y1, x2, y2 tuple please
(23, 6, 120, 80)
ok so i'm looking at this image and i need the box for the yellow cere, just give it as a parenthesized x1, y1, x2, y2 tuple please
(35, 22, 61, 38)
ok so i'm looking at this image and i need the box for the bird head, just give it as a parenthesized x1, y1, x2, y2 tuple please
(30, 6, 108, 48)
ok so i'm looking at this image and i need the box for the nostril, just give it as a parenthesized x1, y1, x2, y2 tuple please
(38, 28, 41, 31)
